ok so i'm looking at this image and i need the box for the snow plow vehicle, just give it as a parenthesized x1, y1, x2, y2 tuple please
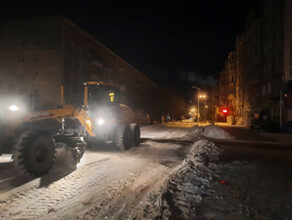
(0, 81, 140, 177)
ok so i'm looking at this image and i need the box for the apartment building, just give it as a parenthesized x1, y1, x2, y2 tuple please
(0, 15, 155, 111)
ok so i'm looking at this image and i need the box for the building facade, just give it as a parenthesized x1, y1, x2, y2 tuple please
(0, 16, 155, 111)
(215, 0, 292, 128)
(214, 52, 239, 123)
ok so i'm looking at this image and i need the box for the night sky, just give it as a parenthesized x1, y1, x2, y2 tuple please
(0, 0, 258, 85)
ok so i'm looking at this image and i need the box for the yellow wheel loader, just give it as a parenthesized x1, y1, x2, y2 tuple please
(84, 81, 140, 150)
(0, 81, 140, 177)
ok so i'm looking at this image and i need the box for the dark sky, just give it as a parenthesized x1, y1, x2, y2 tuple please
(0, 0, 257, 84)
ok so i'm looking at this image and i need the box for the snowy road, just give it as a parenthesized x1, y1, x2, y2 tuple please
(0, 125, 197, 219)
(0, 124, 291, 219)
(198, 126, 292, 220)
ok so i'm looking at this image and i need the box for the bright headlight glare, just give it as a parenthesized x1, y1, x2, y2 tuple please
(9, 105, 20, 112)
(97, 118, 104, 125)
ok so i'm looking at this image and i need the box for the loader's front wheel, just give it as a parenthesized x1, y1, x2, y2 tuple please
(130, 124, 140, 146)
(114, 125, 133, 150)
(13, 130, 56, 177)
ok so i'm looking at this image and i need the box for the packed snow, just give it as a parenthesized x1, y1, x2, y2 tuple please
(1, 124, 289, 220)
(141, 124, 234, 140)
(187, 125, 234, 139)
(130, 140, 222, 219)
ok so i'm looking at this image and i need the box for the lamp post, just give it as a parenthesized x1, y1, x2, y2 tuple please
(199, 94, 207, 122)
(192, 86, 201, 124)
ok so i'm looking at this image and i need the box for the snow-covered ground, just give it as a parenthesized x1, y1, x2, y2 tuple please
(130, 139, 222, 219)
(0, 124, 291, 219)
(141, 124, 233, 140)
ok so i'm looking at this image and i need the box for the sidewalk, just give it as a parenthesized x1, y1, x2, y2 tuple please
(219, 126, 292, 145)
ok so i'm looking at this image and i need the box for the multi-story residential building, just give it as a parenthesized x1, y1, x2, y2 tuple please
(214, 52, 238, 123)
(235, 36, 244, 124)
(215, 0, 292, 128)
(0, 15, 155, 111)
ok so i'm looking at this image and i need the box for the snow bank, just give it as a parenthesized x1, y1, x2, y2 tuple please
(201, 125, 233, 139)
(189, 125, 233, 139)
(131, 140, 221, 219)
(141, 125, 190, 139)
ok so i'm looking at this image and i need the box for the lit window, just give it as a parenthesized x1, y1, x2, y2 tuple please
(109, 92, 114, 102)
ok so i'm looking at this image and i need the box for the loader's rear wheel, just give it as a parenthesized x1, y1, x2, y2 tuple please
(114, 125, 133, 150)
(130, 124, 140, 146)
(13, 130, 56, 177)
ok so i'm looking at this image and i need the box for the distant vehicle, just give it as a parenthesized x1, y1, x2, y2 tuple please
(250, 108, 279, 131)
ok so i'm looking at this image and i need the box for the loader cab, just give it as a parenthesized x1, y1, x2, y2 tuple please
(84, 81, 121, 107)
(83, 81, 122, 130)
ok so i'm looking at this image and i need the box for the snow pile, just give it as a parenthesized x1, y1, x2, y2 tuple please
(189, 125, 233, 139)
(201, 125, 233, 139)
(131, 140, 221, 219)
(141, 125, 190, 139)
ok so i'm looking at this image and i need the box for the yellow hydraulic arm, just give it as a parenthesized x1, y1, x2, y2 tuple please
(21, 105, 96, 137)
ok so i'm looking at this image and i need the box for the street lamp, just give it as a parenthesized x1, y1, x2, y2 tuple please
(199, 93, 207, 122)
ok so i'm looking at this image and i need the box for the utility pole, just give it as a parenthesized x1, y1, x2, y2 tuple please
(204, 97, 207, 122)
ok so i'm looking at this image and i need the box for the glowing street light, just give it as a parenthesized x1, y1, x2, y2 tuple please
(199, 93, 207, 122)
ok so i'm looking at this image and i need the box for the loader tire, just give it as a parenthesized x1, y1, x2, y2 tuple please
(130, 123, 140, 146)
(13, 130, 56, 177)
(114, 125, 133, 150)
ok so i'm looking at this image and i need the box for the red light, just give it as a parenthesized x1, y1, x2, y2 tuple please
(222, 108, 228, 114)
(220, 180, 228, 185)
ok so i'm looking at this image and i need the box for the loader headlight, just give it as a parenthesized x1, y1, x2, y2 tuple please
(9, 105, 20, 112)
(97, 118, 105, 125)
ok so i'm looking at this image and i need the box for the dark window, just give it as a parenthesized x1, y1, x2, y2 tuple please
(65, 40, 73, 50)
(230, 75, 235, 83)
(16, 72, 24, 80)
(264, 43, 267, 55)
(17, 88, 24, 95)
(64, 72, 71, 82)
(253, 45, 259, 57)
(18, 56, 24, 63)
(36, 39, 41, 46)
(75, 60, 80, 68)
(290, 42, 292, 77)
(268, 82, 271, 93)
(65, 56, 73, 66)
(19, 39, 24, 48)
